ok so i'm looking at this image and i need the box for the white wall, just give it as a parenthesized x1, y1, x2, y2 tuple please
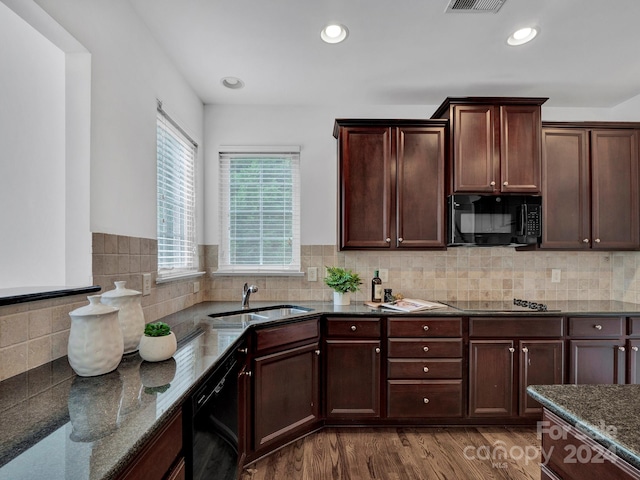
(35, 0, 205, 242)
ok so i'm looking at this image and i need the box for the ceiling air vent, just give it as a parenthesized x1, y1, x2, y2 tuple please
(445, 0, 507, 13)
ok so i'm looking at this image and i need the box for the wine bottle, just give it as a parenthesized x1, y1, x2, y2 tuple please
(371, 270, 382, 303)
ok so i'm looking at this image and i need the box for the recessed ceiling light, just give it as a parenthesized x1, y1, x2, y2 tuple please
(507, 27, 538, 46)
(221, 77, 244, 89)
(321, 23, 349, 44)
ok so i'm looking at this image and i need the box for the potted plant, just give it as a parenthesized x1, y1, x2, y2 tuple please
(324, 266, 362, 305)
(138, 321, 177, 362)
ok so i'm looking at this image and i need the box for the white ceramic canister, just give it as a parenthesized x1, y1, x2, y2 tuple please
(68, 295, 124, 377)
(101, 281, 145, 354)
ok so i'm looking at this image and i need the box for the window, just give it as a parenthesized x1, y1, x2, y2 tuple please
(218, 147, 301, 274)
(156, 101, 198, 278)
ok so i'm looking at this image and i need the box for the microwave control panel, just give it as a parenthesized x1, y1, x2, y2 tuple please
(525, 205, 541, 236)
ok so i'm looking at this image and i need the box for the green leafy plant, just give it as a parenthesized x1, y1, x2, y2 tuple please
(323, 266, 362, 294)
(144, 322, 171, 337)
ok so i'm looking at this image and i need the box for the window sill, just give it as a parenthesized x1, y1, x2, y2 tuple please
(156, 271, 206, 284)
(212, 270, 304, 277)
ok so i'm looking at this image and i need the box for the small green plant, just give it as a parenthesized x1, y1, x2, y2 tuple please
(323, 266, 362, 294)
(144, 322, 171, 337)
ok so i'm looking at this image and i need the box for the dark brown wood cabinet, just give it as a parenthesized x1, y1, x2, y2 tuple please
(431, 97, 546, 194)
(250, 319, 321, 454)
(468, 317, 564, 419)
(324, 317, 382, 419)
(541, 124, 640, 250)
(333, 119, 447, 250)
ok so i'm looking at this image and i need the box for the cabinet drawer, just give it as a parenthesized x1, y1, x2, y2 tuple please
(387, 317, 462, 337)
(569, 317, 624, 337)
(388, 338, 462, 358)
(387, 380, 462, 418)
(326, 317, 381, 338)
(255, 319, 319, 351)
(470, 317, 564, 337)
(387, 358, 462, 379)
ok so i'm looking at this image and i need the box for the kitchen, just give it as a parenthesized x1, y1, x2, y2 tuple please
(2, 0, 640, 479)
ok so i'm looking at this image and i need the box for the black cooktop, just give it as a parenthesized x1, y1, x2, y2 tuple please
(443, 298, 560, 313)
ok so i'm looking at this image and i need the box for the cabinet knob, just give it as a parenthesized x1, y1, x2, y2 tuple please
(583, 238, 589, 243)
(386, 238, 391, 243)
(398, 237, 403, 242)
(423, 325, 429, 331)
(633, 346, 639, 352)
(423, 398, 430, 404)
(595, 238, 601, 243)
(238, 347, 248, 354)
(522, 347, 529, 353)
(375, 347, 381, 354)
(423, 346, 429, 352)
(241, 370, 252, 377)
(619, 346, 626, 352)
(508, 347, 515, 353)
(351, 325, 357, 331)
(594, 324, 603, 330)
(490, 181, 496, 186)
(503, 181, 508, 186)
(315, 349, 321, 356)
(423, 366, 429, 373)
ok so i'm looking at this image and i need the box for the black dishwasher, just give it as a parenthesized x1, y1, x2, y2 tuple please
(185, 340, 245, 480)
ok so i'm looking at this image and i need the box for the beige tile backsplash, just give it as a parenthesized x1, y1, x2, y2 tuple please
(2, 236, 640, 381)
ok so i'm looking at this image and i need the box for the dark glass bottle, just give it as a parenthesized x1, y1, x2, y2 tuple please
(371, 270, 382, 302)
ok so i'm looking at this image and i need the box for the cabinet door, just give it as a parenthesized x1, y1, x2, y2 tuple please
(468, 340, 514, 417)
(569, 340, 626, 384)
(325, 339, 381, 418)
(452, 105, 496, 193)
(627, 339, 640, 384)
(395, 126, 446, 248)
(518, 340, 564, 416)
(253, 343, 319, 451)
(338, 126, 393, 248)
(499, 105, 542, 193)
(541, 128, 590, 249)
(590, 129, 640, 250)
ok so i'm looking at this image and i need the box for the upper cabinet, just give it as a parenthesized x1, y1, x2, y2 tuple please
(541, 123, 640, 250)
(431, 97, 547, 195)
(334, 119, 447, 250)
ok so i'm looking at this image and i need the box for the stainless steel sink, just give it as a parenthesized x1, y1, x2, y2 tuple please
(208, 305, 313, 328)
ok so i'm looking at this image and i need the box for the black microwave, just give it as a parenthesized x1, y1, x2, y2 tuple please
(447, 194, 542, 246)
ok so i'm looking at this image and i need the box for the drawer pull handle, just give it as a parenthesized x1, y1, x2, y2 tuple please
(423, 366, 429, 373)
(633, 346, 639, 352)
(522, 347, 529, 353)
(315, 349, 320, 356)
(423, 346, 429, 352)
(619, 346, 626, 352)
(423, 397, 429, 404)
(423, 325, 429, 331)
(375, 347, 381, 354)
(594, 324, 603, 330)
(508, 347, 515, 353)
(351, 325, 357, 331)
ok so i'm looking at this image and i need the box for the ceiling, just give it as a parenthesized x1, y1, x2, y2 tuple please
(127, 0, 640, 108)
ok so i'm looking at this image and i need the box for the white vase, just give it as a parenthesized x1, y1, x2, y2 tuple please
(68, 295, 124, 377)
(101, 281, 145, 354)
(333, 291, 351, 305)
(138, 332, 177, 362)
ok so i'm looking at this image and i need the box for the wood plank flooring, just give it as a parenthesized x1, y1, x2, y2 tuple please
(240, 427, 541, 480)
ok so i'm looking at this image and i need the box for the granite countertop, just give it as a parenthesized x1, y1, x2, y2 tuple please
(3, 299, 640, 480)
(527, 384, 640, 470)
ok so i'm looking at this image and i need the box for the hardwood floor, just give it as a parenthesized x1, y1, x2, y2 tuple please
(240, 427, 541, 480)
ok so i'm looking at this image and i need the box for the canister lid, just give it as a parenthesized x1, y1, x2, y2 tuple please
(101, 281, 141, 298)
(69, 295, 119, 316)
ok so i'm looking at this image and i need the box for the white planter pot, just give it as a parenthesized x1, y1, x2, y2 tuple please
(68, 295, 124, 377)
(333, 291, 351, 305)
(101, 281, 145, 354)
(138, 332, 177, 362)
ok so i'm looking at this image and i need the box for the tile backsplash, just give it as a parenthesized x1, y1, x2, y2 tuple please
(1, 238, 640, 381)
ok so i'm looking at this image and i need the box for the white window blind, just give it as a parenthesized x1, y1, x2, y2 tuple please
(157, 102, 198, 278)
(219, 147, 301, 274)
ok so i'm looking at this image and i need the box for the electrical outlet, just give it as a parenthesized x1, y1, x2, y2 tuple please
(551, 269, 561, 283)
(193, 281, 200, 293)
(307, 267, 318, 282)
(379, 269, 389, 283)
(142, 273, 151, 296)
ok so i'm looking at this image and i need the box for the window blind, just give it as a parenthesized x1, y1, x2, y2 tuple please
(219, 148, 300, 273)
(157, 103, 198, 277)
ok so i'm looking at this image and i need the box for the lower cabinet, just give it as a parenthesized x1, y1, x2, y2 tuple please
(569, 339, 626, 384)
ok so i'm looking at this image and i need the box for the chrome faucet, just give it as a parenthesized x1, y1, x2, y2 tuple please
(242, 283, 258, 309)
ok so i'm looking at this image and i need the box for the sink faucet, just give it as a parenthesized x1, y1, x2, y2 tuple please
(242, 283, 258, 309)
